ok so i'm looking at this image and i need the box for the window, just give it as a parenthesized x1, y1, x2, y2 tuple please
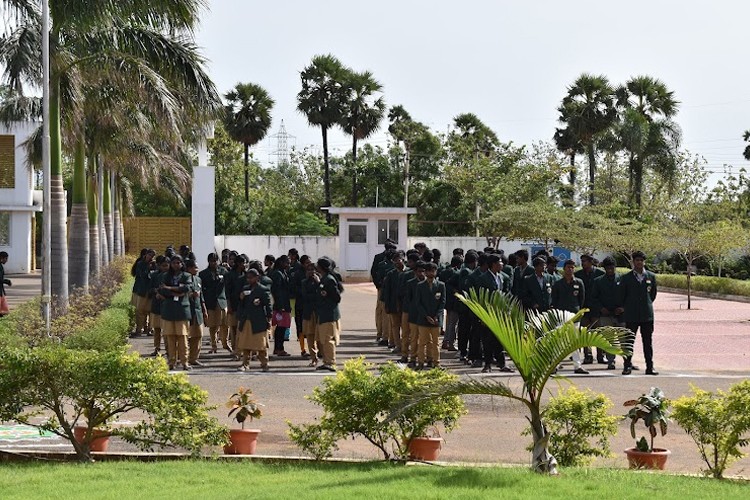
(0, 212, 9, 246)
(378, 219, 399, 245)
(0, 135, 15, 189)
(348, 224, 367, 243)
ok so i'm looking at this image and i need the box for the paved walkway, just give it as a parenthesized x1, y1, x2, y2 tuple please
(3, 276, 750, 475)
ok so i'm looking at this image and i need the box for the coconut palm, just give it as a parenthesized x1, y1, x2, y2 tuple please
(338, 70, 385, 205)
(557, 74, 616, 205)
(223, 82, 274, 202)
(297, 54, 348, 223)
(392, 289, 632, 474)
(0, 0, 219, 307)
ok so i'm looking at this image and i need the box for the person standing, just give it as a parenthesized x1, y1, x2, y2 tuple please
(397, 252, 418, 364)
(132, 249, 155, 337)
(522, 256, 554, 313)
(200, 253, 228, 354)
(371, 240, 396, 344)
(288, 249, 309, 358)
(374, 249, 396, 347)
(464, 252, 488, 368)
(590, 257, 624, 371)
(236, 268, 272, 372)
(382, 251, 406, 354)
(159, 255, 192, 371)
(551, 259, 588, 374)
(415, 262, 446, 370)
(405, 261, 427, 368)
(148, 256, 170, 356)
(546, 256, 561, 282)
(314, 257, 342, 372)
(185, 260, 208, 367)
(0, 251, 11, 316)
(270, 255, 292, 357)
(477, 254, 513, 373)
(511, 249, 534, 298)
(618, 251, 659, 376)
(456, 251, 478, 363)
(225, 255, 246, 358)
(440, 255, 463, 351)
(575, 254, 606, 364)
(300, 262, 320, 366)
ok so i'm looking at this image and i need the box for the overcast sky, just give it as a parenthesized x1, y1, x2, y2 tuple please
(196, 0, 749, 184)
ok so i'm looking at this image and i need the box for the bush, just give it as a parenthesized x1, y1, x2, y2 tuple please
(672, 381, 750, 478)
(0, 346, 228, 462)
(287, 358, 466, 460)
(523, 387, 618, 467)
(63, 280, 132, 351)
(616, 268, 750, 297)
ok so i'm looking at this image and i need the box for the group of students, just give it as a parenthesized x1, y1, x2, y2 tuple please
(372, 241, 659, 376)
(130, 245, 343, 372)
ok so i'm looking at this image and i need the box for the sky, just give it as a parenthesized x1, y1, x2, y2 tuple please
(196, 0, 750, 185)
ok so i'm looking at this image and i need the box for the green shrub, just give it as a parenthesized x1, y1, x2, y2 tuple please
(672, 381, 750, 478)
(523, 387, 618, 467)
(287, 358, 466, 460)
(63, 280, 132, 351)
(615, 269, 750, 297)
(0, 346, 228, 462)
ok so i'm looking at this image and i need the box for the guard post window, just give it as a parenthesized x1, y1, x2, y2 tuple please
(378, 219, 399, 245)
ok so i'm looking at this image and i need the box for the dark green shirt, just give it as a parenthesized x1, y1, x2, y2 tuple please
(575, 268, 605, 309)
(270, 268, 291, 312)
(440, 266, 460, 311)
(551, 277, 585, 313)
(522, 273, 555, 312)
(238, 283, 272, 334)
(159, 271, 192, 321)
(398, 269, 415, 312)
(188, 275, 204, 326)
(617, 270, 657, 323)
(133, 260, 152, 296)
(382, 267, 404, 314)
(148, 270, 164, 313)
(300, 277, 318, 321)
(225, 269, 245, 312)
(315, 273, 341, 324)
(590, 273, 622, 316)
(512, 264, 534, 297)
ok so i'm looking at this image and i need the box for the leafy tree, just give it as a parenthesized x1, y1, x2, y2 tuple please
(223, 82, 275, 202)
(297, 54, 348, 223)
(701, 220, 749, 277)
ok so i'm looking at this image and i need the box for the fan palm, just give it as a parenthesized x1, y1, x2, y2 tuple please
(297, 54, 348, 223)
(223, 82, 274, 202)
(392, 288, 632, 474)
(552, 125, 584, 205)
(339, 70, 385, 205)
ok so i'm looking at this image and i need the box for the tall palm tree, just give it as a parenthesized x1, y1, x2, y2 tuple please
(223, 82, 274, 202)
(0, 0, 219, 308)
(339, 70, 385, 205)
(552, 126, 583, 205)
(297, 54, 348, 223)
(611, 76, 681, 210)
(452, 112, 499, 154)
(557, 74, 616, 205)
(393, 289, 632, 474)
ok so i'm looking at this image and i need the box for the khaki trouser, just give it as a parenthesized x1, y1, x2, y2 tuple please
(304, 313, 319, 363)
(400, 313, 412, 358)
(316, 321, 339, 366)
(163, 320, 188, 367)
(380, 301, 391, 343)
(227, 311, 239, 355)
(188, 322, 203, 363)
(388, 313, 402, 351)
(417, 325, 440, 365)
(375, 298, 384, 339)
(149, 312, 163, 351)
(135, 294, 151, 332)
(207, 306, 228, 349)
(242, 349, 269, 368)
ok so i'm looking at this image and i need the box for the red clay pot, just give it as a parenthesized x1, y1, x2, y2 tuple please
(408, 437, 443, 461)
(224, 429, 261, 455)
(625, 447, 671, 470)
(73, 426, 110, 452)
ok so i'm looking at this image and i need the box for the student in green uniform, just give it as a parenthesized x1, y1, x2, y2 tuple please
(300, 262, 320, 366)
(590, 257, 624, 370)
(159, 255, 192, 371)
(236, 268, 272, 372)
(477, 254, 513, 373)
(148, 256, 169, 356)
(511, 249, 534, 298)
(575, 254, 606, 364)
(465, 252, 488, 367)
(440, 255, 463, 351)
(371, 240, 396, 344)
(551, 259, 588, 374)
(200, 253, 228, 354)
(133, 249, 155, 337)
(415, 262, 446, 370)
(546, 256, 561, 281)
(374, 250, 395, 347)
(382, 251, 406, 354)
(456, 251, 478, 363)
(314, 257, 342, 372)
(185, 260, 208, 367)
(288, 249, 309, 358)
(270, 255, 292, 357)
(0, 251, 11, 316)
(405, 261, 427, 368)
(225, 255, 246, 358)
(522, 256, 554, 312)
(397, 252, 418, 363)
(617, 251, 659, 376)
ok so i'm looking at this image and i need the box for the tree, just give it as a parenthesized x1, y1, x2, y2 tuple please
(297, 54, 348, 223)
(223, 82, 275, 202)
(339, 70, 385, 205)
(553, 123, 584, 205)
(700, 220, 749, 277)
(556, 74, 616, 206)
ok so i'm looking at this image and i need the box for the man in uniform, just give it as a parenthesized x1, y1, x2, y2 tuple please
(314, 257, 342, 372)
(185, 259, 208, 367)
(200, 253, 228, 354)
(464, 252, 488, 367)
(522, 256, 554, 312)
(405, 261, 427, 368)
(414, 262, 446, 370)
(590, 257, 624, 371)
(551, 259, 588, 374)
(270, 255, 292, 357)
(511, 249, 534, 299)
(618, 250, 659, 376)
(546, 255, 561, 281)
(476, 254, 513, 373)
(371, 240, 396, 344)
(440, 255, 463, 351)
(382, 251, 406, 354)
(575, 254, 605, 364)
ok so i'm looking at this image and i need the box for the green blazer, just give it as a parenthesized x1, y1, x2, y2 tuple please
(511, 265, 534, 297)
(551, 277, 585, 313)
(374, 260, 394, 299)
(188, 275, 204, 326)
(270, 268, 291, 312)
(238, 283, 272, 334)
(199, 267, 227, 310)
(406, 277, 424, 324)
(370, 251, 388, 283)
(148, 270, 164, 313)
(522, 273, 555, 312)
(382, 267, 404, 314)
(315, 273, 341, 324)
(224, 269, 245, 312)
(398, 269, 415, 312)
(300, 277, 318, 321)
(575, 268, 605, 310)
(415, 279, 446, 327)
(590, 274, 622, 317)
(133, 260, 152, 296)
(440, 266, 460, 311)
(617, 270, 657, 323)
(159, 271, 192, 321)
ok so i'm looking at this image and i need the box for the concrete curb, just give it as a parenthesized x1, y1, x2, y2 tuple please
(659, 286, 750, 304)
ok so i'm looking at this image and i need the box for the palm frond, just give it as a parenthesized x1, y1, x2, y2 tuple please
(0, 20, 41, 91)
(0, 93, 40, 124)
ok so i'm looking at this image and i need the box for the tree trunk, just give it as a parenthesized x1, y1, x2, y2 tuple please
(50, 78, 69, 310)
(68, 136, 89, 292)
(103, 169, 114, 264)
(687, 266, 692, 310)
(112, 175, 121, 257)
(88, 171, 100, 277)
(587, 143, 596, 206)
(98, 161, 109, 267)
(566, 153, 576, 207)
(634, 162, 643, 211)
(351, 134, 358, 206)
(529, 407, 559, 474)
(118, 187, 126, 255)
(244, 143, 249, 202)
(322, 126, 331, 224)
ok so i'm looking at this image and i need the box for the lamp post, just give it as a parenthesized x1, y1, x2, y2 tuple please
(41, 0, 51, 335)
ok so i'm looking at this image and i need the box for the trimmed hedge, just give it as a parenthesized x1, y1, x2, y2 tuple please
(63, 277, 133, 351)
(616, 268, 750, 297)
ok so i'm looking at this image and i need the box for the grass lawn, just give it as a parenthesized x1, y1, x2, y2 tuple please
(1, 460, 747, 499)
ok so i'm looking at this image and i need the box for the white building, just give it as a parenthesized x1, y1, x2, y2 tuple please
(0, 122, 41, 274)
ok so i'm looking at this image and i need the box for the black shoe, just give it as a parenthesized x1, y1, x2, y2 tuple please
(631, 365, 641, 371)
(471, 360, 483, 368)
(407, 361, 416, 369)
(481, 364, 492, 373)
(582, 357, 594, 365)
(607, 362, 616, 370)
(646, 368, 659, 375)
(574, 367, 590, 374)
(622, 367, 632, 375)
(597, 359, 607, 365)
(399, 356, 408, 363)
(378, 339, 389, 346)
(499, 366, 515, 373)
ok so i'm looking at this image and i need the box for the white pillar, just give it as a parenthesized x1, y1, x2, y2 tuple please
(192, 124, 215, 264)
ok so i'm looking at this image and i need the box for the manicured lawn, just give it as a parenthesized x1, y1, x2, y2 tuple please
(1, 460, 747, 499)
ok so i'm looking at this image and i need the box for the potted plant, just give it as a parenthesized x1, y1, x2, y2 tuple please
(73, 403, 111, 452)
(623, 387, 671, 470)
(407, 426, 445, 462)
(224, 387, 263, 455)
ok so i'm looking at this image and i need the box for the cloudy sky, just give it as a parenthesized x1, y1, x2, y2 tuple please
(196, 0, 749, 183)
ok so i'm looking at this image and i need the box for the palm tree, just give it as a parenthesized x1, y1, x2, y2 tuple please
(298, 54, 348, 223)
(392, 289, 632, 474)
(338, 70, 385, 205)
(452, 112, 499, 154)
(0, 0, 219, 307)
(552, 126, 583, 205)
(611, 76, 681, 211)
(557, 74, 616, 205)
(223, 83, 274, 202)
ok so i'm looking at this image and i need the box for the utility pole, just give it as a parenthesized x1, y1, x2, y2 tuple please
(403, 145, 410, 208)
(41, 0, 51, 335)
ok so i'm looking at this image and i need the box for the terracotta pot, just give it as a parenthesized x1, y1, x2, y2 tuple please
(408, 437, 443, 461)
(73, 426, 110, 452)
(624, 447, 671, 470)
(224, 429, 261, 455)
